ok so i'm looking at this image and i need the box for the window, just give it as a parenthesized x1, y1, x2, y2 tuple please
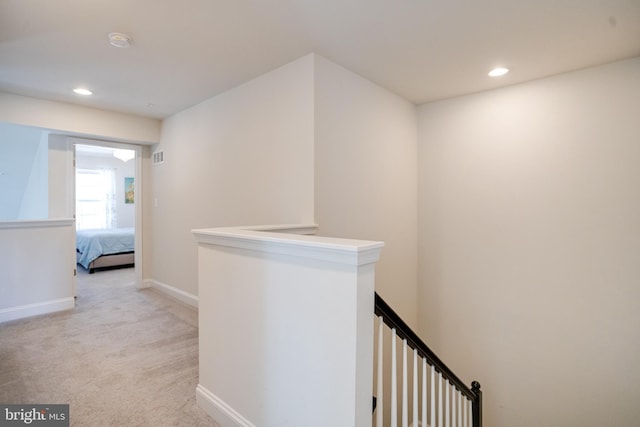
(75, 168, 116, 230)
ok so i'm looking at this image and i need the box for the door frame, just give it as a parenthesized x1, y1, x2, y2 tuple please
(69, 137, 143, 289)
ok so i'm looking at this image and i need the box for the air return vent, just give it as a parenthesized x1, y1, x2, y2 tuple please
(152, 151, 164, 165)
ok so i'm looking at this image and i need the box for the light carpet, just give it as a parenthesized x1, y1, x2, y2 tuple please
(0, 267, 220, 427)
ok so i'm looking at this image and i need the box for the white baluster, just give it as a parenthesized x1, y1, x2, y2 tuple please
(391, 329, 397, 427)
(413, 349, 418, 427)
(430, 365, 436, 427)
(421, 357, 427, 427)
(457, 392, 462, 427)
(451, 386, 456, 427)
(445, 380, 450, 427)
(465, 397, 470, 427)
(463, 396, 467, 427)
(438, 372, 443, 427)
(402, 339, 408, 427)
(376, 316, 383, 427)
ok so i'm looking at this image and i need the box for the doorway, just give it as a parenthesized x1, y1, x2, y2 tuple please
(71, 138, 143, 290)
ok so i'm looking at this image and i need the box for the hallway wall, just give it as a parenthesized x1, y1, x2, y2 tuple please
(417, 57, 640, 427)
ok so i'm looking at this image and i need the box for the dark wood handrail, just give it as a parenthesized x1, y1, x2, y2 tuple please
(374, 292, 482, 426)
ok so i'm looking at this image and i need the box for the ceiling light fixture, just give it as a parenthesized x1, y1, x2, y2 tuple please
(113, 149, 135, 162)
(488, 67, 509, 77)
(73, 88, 92, 96)
(108, 32, 131, 48)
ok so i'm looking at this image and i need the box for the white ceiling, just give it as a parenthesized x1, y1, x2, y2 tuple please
(1, 0, 639, 119)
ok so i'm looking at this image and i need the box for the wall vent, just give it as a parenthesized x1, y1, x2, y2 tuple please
(152, 151, 164, 165)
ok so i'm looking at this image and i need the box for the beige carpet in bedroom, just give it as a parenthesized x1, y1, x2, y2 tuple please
(0, 267, 220, 427)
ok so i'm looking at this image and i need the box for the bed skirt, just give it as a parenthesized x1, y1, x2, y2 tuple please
(85, 252, 134, 274)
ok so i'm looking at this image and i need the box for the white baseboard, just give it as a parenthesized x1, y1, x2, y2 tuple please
(0, 297, 75, 323)
(196, 384, 255, 427)
(145, 279, 198, 308)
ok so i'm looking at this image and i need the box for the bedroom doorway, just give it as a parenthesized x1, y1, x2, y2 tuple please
(72, 138, 143, 290)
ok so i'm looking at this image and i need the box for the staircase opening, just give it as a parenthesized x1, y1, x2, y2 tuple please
(373, 293, 482, 427)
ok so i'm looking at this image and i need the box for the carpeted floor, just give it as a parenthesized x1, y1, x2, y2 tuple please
(0, 267, 219, 426)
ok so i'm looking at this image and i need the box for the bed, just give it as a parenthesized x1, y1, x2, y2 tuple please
(76, 227, 135, 273)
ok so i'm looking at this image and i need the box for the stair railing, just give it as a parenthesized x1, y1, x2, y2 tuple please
(374, 293, 482, 427)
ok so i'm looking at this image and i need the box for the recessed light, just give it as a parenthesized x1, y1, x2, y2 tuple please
(108, 32, 131, 48)
(73, 88, 92, 96)
(488, 67, 509, 77)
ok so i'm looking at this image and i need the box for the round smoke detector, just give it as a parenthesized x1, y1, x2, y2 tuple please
(108, 32, 131, 48)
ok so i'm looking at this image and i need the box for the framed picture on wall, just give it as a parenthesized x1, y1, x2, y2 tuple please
(125, 177, 134, 204)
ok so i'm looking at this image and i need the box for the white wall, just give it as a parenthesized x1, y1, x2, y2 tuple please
(0, 220, 75, 322)
(48, 134, 74, 219)
(151, 53, 419, 314)
(0, 92, 161, 144)
(150, 55, 316, 299)
(194, 226, 381, 427)
(0, 132, 76, 322)
(17, 132, 49, 219)
(0, 122, 48, 220)
(314, 55, 418, 327)
(417, 57, 640, 427)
